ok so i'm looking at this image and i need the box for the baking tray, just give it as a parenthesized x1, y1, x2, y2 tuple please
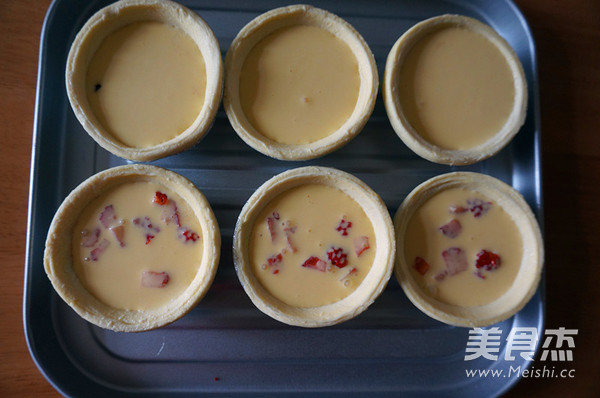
(24, 0, 543, 396)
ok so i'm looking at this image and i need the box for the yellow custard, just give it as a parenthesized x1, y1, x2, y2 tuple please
(86, 21, 207, 148)
(404, 187, 522, 307)
(72, 181, 203, 310)
(250, 183, 376, 308)
(239, 25, 360, 144)
(398, 26, 514, 150)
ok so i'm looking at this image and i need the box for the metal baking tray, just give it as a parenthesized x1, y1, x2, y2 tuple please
(25, 0, 543, 396)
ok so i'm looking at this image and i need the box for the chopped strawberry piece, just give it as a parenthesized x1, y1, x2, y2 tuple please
(266, 213, 278, 242)
(133, 216, 160, 244)
(160, 200, 181, 227)
(141, 271, 170, 288)
(327, 247, 348, 268)
(90, 239, 109, 261)
(339, 267, 357, 281)
(354, 236, 370, 257)
(283, 220, 297, 253)
(99, 205, 119, 229)
(302, 256, 327, 272)
(442, 247, 468, 276)
(80, 227, 100, 248)
(449, 205, 468, 214)
(439, 219, 462, 239)
(434, 271, 448, 281)
(475, 250, 501, 271)
(467, 199, 493, 218)
(335, 216, 352, 236)
(414, 256, 430, 275)
(153, 191, 168, 205)
(110, 225, 126, 247)
(179, 227, 199, 243)
(267, 253, 283, 266)
(474, 270, 486, 279)
(273, 269, 279, 275)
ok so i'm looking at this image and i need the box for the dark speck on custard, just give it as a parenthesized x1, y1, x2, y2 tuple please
(94, 83, 102, 92)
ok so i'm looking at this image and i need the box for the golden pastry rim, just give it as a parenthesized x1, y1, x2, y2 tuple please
(383, 14, 528, 165)
(65, 0, 223, 162)
(44, 164, 221, 332)
(393, 172, 543, 327)
(233, 166, 395, 327)
(224, 4, 378, 161)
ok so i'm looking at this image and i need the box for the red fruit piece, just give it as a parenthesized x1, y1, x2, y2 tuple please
(90, 239, 109, 261)
(133, 216, 160, 244)
(414, 256, 430, 275)
(141, 271, 170, 288)
(449, 205, 468, 214)
(327, 247, 348, 268)
(442, 247, 468, 276)
(153, 191, 168, 205)
(179, 227, 199, 243)
(354, 236, 370, 257)
(110, 225, 126, 247)
(99, 205, 119, 229)
(161, 201, 181, 227)
(339, 267, 357, 281)
(302, 256, 327, 272)
(439, 219, 462, 239)
(467, 199, 492, 218)
(335, 216, 352, 236)
(434, 271, 448, 281)
(80, 227, 100, 248)
(267, 253, 283, 267)
(266, 212, 280, 242)
(475, 250, 501, 271)
(145, 235, 155, 244)
(474, 270, 486, 280)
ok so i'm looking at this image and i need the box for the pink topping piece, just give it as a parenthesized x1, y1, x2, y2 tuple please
(354, 236, 370, 257)
(474, 270, 486, 280)
(81, 227, 100, 248)
(90, 239, 109, 261)
(110, 225, 126, 247)
(178, 227, 199, 243)
(449, 205, 468, 214)
(339, 267, 357, 281)
(283, 220, 297, 253)
(467, 199, 493, 218)
(442, 247, 468, 276)
(266, 213, 278, 242)
(439, 219, 462, 239)
(434, 271, 448, 281)
(133, 217, 160, 244)
(335, 216, 352, 236)
(99, 205, 119, 229)
(414, 256, 430, 275)
(327, 247, 348, 268)
(301, 256, 327, 272)
(141, 271, 170, 288)
(161, 200, 181, 227)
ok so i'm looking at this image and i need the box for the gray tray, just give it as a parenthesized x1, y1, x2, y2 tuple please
(25, 0, 543, 396)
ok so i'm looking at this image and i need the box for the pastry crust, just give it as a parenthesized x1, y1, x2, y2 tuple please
(394, 172, 543, 327)
(233, 166, 395, 327)
(65, 0, 223, 161)
(383, 15, 527, 165)
(44, 165, 221, 332)
(224, 5, 378, 161)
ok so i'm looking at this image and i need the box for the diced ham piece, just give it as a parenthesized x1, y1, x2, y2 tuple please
(110, 225, 126, 247)
(80, 228, 100, 248)
(414, 256, 430, 275)
(442, 247, 468, 276)
(439, 219, 462, 239)
(90, 239, 109, 261)
(335, 216, 352, 236)
(354, 236, 370, 257)
(301, 256, 327, 272)
(141, 271, 170, 288)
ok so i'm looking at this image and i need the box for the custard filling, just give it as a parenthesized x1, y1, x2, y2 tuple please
(404, 187, 522, 307)
(250, 184, 376, 308)
(398, 26, 515, 150)
(73, 182, 203, 310)
(86, 21, 207, 148)
(239, 25, 360, 145)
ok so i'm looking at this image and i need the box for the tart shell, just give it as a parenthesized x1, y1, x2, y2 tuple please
(383, 15, 527, 165)
(224, 5, 378, 161)
(233, 166, 395, 327)
(66, 0, 223, 162)
(394, 172, 543, 327)
(44, 165, 221, 332)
